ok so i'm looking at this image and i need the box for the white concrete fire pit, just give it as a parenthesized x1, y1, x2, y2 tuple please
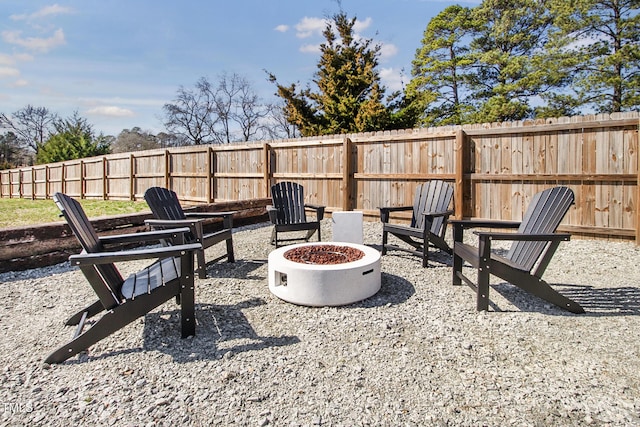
(268, 242, 381, 306)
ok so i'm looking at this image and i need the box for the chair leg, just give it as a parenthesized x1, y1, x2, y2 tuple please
(477, 266, 490, 311)
(180, 248, 196, 337)
(422, 241, 428, 268)
(422, 229, 429, 268)
(45, 284, 181, 364)
(502, 269, 586, 314)
(452, 226, 463, 285)
(226, 236, 235, 263)
(180, 281, 195, 337)
(381, 228, 388, 255)
(196, 248, 206, 279)
(65, 300, 105, 325)
(317, 225, 321, 242)
(476, 237, 491, 311)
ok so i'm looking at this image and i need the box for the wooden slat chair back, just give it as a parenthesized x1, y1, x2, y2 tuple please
(144, 186, 235, 279)
(46, 193, 199, 364)
(451, 186, 584, 313)
(267, 181, 325, 248)
(380, 180, 454, 267)
(411, 180, 454, 238)
(145, 186, 187, 221)
(271, 181, 307, 224)
(507, 187, 575, 272)
(55, 192, 124, 308)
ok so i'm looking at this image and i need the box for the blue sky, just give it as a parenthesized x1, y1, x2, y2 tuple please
(0, 1, 480, 137)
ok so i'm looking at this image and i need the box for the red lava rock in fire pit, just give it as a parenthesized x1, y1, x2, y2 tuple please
(284, 244, 365, 265)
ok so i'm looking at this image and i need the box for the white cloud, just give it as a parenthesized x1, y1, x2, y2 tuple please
(86, 106, 136, 118)
(80, 96, 166, 108)
(0, 54, 15, 66)
(11, 4, 74, 21)
(379, 43, 399, 61)
(15, 53, 34, 62)
(380, 67, 405, 92)
(2, 28, 66, 53)
(299, 44, 320, 54)
(295, 17, 327, 38)
(11, 79, 28, 87)
(0, 52, 34, 66)
(353, 17, 372, 33)
(274, 24, 289, 33)
(0, 67, 20, 78)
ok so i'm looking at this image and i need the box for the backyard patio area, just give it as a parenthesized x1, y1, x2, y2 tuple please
(0, 220, 639, 426)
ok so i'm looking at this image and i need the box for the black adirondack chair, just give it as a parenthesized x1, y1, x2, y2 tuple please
(451, 186, 584, 313)
(144, 187, 235, 279)
(46, 193, 201, 364)
(379, 180, 454, 267)
(267, 181, 325, 248)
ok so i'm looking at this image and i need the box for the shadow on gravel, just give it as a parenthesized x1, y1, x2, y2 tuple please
(491, 282, 640, 316)
(374, 244, 453, 268)
(348, 272, 416, 309)
(205, 258, 267, 280)
(64, 298, 299, 364)
(140, 298, 300, 363)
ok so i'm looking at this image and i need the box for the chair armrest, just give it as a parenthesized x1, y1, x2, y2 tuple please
(475, 231, 571, 242)
(99, 227, 192, 245)
(69, 243, 202, 266)
(380, 206, 413, 213)
(145, 219, 203, 227)
(379, 205, 412, 222)
(304, 204, 325, 221)
(449, 219, 521, 229)
(423, 209, 454, 218)
(184, 211, 235, 219)
(451, 219, 521, 244)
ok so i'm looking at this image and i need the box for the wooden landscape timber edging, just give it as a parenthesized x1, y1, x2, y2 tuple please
(0, 198, 271, 273)
(1, 113, 638, 243)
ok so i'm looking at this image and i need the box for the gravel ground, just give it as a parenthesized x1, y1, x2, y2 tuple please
(0, 220, 639, 426)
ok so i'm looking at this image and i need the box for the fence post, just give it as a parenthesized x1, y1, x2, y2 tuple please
(129, 154, 135, 200)
(164, 150, 170, 190)
(342, 138, 354, 211)
(102, 157, 107, 200)
(61, 164, 65, 196)
(455, 129, 466, 219)
(207, 146, 213, 203)
(31, 167, 35, 200)
(263, 143, 271, 198)
(80, 160, 85, 199)
(637, 116, 640, 244)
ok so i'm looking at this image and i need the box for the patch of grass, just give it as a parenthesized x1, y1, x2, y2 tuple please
(0, 198, 150, 229)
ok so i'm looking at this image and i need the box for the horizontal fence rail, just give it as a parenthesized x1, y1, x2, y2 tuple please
(1, 112, 638, 242)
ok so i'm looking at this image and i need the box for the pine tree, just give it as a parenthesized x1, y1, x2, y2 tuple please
(468, 0, 555, 122)
(270, 12, 391, 136)
(547, 0, 640, 113)
(406, 5, 478, 126)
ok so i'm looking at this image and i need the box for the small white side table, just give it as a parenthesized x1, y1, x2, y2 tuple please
(331, 211, 364, 244)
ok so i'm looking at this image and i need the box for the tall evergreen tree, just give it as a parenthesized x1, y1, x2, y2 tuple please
(468, 0, 555, 122)
(269, 12, 391, 136)
(406, 5, 478, 126)
(547, 0, 640, 113)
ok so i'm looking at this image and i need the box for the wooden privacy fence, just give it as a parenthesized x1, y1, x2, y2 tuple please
(1, 113, 639, 242)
